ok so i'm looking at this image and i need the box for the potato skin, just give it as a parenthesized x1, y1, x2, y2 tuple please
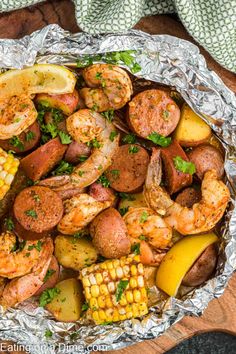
(90, 207, 131, 259)
(175, 187, 201, 208)
(55, 235, 98, 270)
(118, 192, 147, 211)
(46, 278, 83, 322)
(182, 244, 217, 287)
(188, 144, 224, 180)
(89, 182, 116, 203)
(64, 141, 91, 164)
(34, 256, 60, 296)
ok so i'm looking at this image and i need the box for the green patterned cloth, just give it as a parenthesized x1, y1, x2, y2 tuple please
(1, 0, 235, 72)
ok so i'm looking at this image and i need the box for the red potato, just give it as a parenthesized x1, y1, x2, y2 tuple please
(0, 121, 41, 154)
(64, 140, 91, 164)
(88, 182, 116, 203)
(90, 207, 131, 259)
(182, 244, 218, 287)
(20, 137, 67, 181)
(35, 89, 80, 116)
(34, 256, 60, 296)
(187, 144, 224, 180)
(161, 140, 192, 194)
(13, 186, 64, 233)
(175, 187, 201, 208)
(127, 89, 180, 138)
(105, 144, 150, 192)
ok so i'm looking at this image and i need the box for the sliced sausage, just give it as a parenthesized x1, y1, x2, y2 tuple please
(127, 89, 180, 138)
(64, 141, 91, 164)
(175, 187, 201, 208)
(13, 216, 50, 240)
(0, 121, 41, 154)
(105, 144, 149, 192)
(20, 137, 67, 181)
(13, 186, 64, 233)
(34, 256, 60, 296)
(187, 144, 224, 180)
(161, 140, 192, 194)
(89, 182, 115, 203)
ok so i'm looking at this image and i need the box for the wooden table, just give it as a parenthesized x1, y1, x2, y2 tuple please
(0, 1, 235, 353)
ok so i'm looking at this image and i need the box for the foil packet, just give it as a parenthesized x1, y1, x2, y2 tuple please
(0, 24, 235, 354)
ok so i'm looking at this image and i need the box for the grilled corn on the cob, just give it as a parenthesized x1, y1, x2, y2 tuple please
(0, 148, 19, 200)
(80, 254, 148, 324)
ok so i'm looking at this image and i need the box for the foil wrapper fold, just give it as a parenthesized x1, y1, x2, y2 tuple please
(0, 24, 235, 354)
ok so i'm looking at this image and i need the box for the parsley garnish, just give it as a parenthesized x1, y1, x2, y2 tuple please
(79, 155, 89, 162)
(45, 329, 53, 338)
(128, 145, 139, 154)
(119, 207, 129, 216)
(110, 169, 120, 178)
(139, 235, 147, 241)
(87, 138, 101, 148)
(28, 240, 42, 252)
(44, 269, 56, 283)
(78, 170, 84, 176)
(58, 130, 72, 144)
(122, 133, 136, 144)
(115, 280, 129, 302)
(18, 240, 26, 252)
(131, 243, 141, 255)
(147, 132, 171, 147)
(118, 193, 135, 201)
(39, 287, 61, 307)
(97, 174, 110, 188)
(140, 211, 148, 223)
(109, 131, 118, 142)
(173, 156, 196, 175)
(52, 160, 73, 176)
(101, 321, 113, 326)
(9, 136, 24, 151)
(82, 302, 89, 311)
(95, 72, 102, 79)
(162, 110, 170, 121)
(101, 109, 114, 122)
(25, 209, 37, 219)
(25, 131, 35, 142)
(4, 217, 14, 231)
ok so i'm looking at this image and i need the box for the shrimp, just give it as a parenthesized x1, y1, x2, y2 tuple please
(123, 207, 172, 266)
(39, 109, 119, 192)
(0, 95, 37, 139)
(144, 149, 230, 235)
(0, 232, 53, 279)
(80, 64, 133, 111)
(58, 193, 114, 235)
(0, 239, 53, 307)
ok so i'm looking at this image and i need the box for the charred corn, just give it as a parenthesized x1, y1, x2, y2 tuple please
(0, 148, 19, 200)
(80, 254, 148, 324)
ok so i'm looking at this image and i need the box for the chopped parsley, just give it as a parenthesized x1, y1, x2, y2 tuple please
(162, 110, 170, 121)
(122, 133, 136, 144)
(140, 211, 148, 223)
(95, 72, 102, 79)
(109, 131, 118, 142)
(79, 155, 89, 162)
(82, 302, 89, 311)
(39, 287, 61, 307)
(110, 169, 120, 178)
(87, 138, 101, 149)
(118, 192, 135, 201)
(116, 280, 129, 302)
(97, 174, 110, 188)
(139, 235, 147, 241)
(9, 136, 24, 151)
(44, 269, 56, 283)
(28, 240, 43, 252)
(45, 329, 53, 338)
(119, 206, 129, 216)
(131, 242, 141, 255)
(128, 145, 139, 154)
(101, 321, 113, 326)
(52, 160, 74, 176)
(32, 193, 40, 202)
(101, 109, 114, 122)
(25, 209, 37, 219)
(78, 170, 84, 176)
(58, 130, 72, 144)
(147, 132, 171, 147)
(173, 156, 196, 175)
(25, 130, 35, 142)
(4, 217, 14, 231)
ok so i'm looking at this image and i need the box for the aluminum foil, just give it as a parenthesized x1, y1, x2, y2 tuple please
(0, 24, 235, 354)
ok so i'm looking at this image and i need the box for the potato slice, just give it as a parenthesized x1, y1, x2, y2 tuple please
(156, 233, 218, 296)
(55, 235, 98, 271)
(174, 104, 211, 147)
(46, 278, 83, 322)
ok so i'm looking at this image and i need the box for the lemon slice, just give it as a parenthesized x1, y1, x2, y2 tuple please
(0, 64, 76, 97)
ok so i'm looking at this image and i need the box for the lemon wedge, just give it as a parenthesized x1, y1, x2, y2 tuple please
(0, 64, 76, 97)
(156, 233, 218, 297)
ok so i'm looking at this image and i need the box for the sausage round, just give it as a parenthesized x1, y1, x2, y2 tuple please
(64, 141, 91, 164)
(13, 186, 64, 233)
(88, 182, 115, 203)
(187, 144, 224, 180)
(175, 187, 201, 208)
(105, 144, 149, 192)
(34, 256, 60, 296)
(127, 89, 180, 138)
(0, 121, 41, 154)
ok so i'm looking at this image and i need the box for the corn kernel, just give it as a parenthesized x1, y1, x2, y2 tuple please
(125, 305, 133, 319)
(113, 259, 120, 268)
(107, 261, 113, 270)
(132, 303, 139, 317)
(137, 275, 144, 288)
(8, 167, 17, 175)
(120, 314, 127, 321)
(130, 277, 137, 289)
(134, 290, 141, 303)
(139, 302, 148, 316)
(98, 310, 106, 321)
(89, 274, 96, 285)
(91, 285, 99, 297)
(133, 255, 140, 263)
(109, 268, 117, 280)
(0, 179, 4, 187)
(95, 273, 103, 285)
(100, 263, 107, 270)
(141, 288, 147, 300)
(107, 282, 115, 293)
(138, 263, 144, 274)
(97, 295, 106, 308)
(100, 284, 109, 296)
(0, 171, 7, 180)
(5, 174, 14, 185)
(130, 265, 137, 276)
(116, 266, 124, 278)
(123, 265, 130, 276)
(85, 286, 91, 299)
(92, 311, 100, 322)
(112, 309, 119, 322)
(105, 296, 113, 308)
(3, 163, 11, 172)
(82, 276, 90, 287)
(119, 295, 127, 306)
(0, 157, 6, 164)
(1, 185, 9, 194)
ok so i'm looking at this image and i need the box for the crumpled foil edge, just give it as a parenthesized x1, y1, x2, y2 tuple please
(0, 24, 235, 354)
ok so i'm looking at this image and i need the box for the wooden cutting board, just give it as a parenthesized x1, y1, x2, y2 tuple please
(0, 1, 235, 353)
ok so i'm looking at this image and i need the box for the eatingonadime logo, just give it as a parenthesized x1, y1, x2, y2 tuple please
(0, 343, 108, 353)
